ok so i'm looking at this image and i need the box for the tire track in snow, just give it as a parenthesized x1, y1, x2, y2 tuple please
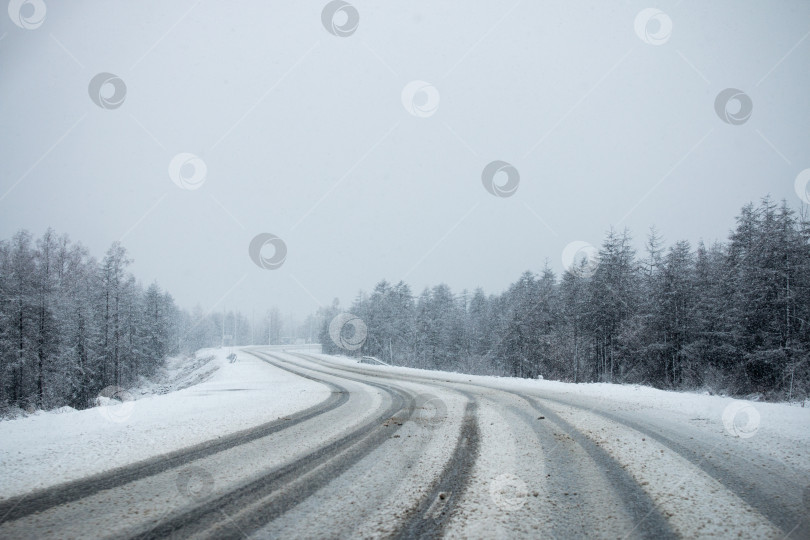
(135, 350, 418, 538)
(281, 352, 488, 539)
(262, 352, 484, 539)
(523, 397, 676, 538)
(0, 364, 348, 525)
(528, 393, 810, 537)
(393, 397, 480, 539)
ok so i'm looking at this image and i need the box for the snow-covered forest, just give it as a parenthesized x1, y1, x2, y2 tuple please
(321, 198, 810, 400)
(0, 230, 303, 414)
(3, 197, 808, 413)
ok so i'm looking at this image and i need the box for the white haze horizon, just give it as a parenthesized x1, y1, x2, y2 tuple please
(2, 1, 809, 318)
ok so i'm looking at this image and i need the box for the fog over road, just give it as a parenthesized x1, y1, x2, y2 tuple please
(0, 349, 807, 539)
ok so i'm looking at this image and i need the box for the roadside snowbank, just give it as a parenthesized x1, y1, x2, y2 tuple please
(0, 348, 329, 499)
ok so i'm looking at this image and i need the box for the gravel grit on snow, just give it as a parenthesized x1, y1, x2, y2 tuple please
(313, 353, 810, 471)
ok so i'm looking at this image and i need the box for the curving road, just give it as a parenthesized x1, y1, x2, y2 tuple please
(0, 349, 807, 539)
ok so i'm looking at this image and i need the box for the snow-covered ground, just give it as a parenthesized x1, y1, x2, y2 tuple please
(0, 347, 329, 499)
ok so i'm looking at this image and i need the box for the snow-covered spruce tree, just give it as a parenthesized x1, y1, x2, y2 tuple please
(584, 228, 639, 382)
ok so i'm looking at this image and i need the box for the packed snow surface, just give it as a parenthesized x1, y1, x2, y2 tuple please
(318, 353, 810, 470)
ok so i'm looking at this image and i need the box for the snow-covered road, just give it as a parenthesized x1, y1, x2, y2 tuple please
(1, 347, 808, 538)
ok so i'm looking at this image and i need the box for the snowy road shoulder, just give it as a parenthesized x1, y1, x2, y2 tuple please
(0, 348, 330, 499)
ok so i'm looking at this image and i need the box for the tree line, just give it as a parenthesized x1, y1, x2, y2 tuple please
(0, 229, 312, 415)
(320, 198, 810, 400)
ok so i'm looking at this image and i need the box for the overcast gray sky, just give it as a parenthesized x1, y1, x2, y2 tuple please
(2, 1, 809, 317)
